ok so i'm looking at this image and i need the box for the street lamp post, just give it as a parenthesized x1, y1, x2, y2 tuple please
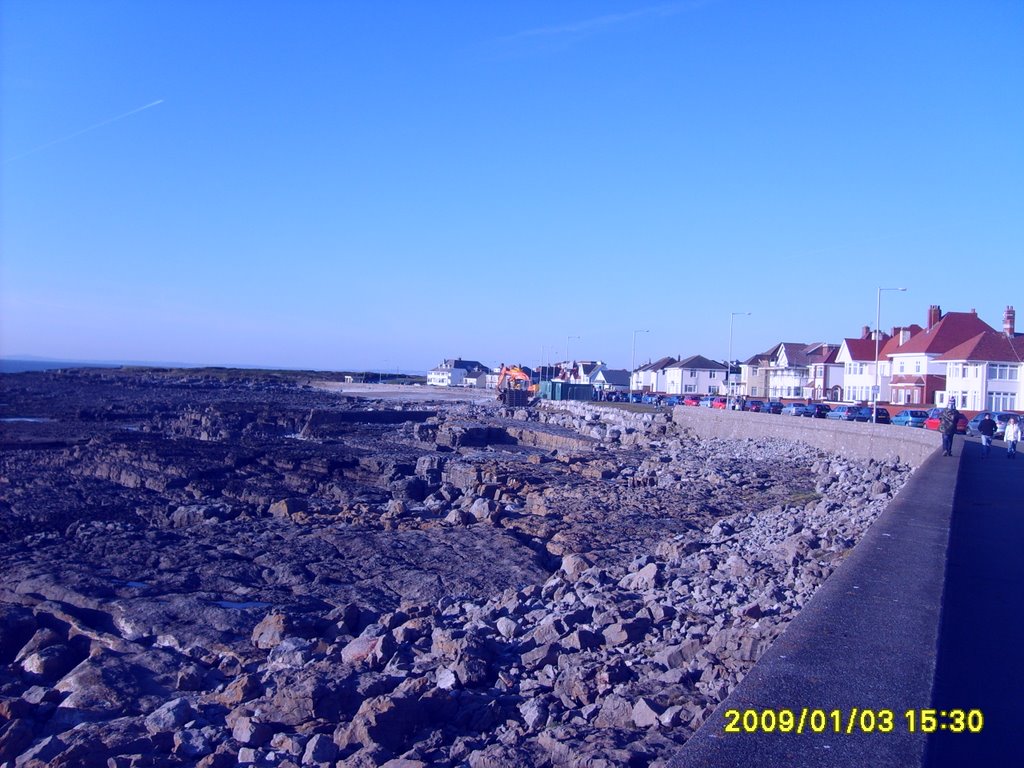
(874, 287, 907, 423)
(630, 329, 649, 403)
(728, 312, 750, 410)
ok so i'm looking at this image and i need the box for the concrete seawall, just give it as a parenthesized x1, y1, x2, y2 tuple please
(671, 406, 940, 467)
(660, 406, 956, 767)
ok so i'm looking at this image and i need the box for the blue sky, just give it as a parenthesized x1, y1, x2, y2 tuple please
(2, 1, 1021, 372)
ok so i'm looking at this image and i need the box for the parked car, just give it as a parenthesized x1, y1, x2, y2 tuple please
(641, 393, 662, 405)
(682, 394, 702, 407)
(664, 395, 681, 406)
(762, 401, 784, 414)
(802, 403, 832, 418)
(629, 392, 644, 403)
(870, 407, 891, 424)
(965, 411, 1021, 439)
(699, 396, 715, 408)
(923, 407, 968, 434)
(781, 403, 807, 416)
(827, 404, 863, 421)
(745, 399, 766, 412)
(710, 396, 728, 409)
(891, 409, 929, 427)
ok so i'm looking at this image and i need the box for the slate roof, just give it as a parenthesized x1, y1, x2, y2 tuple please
(638, 356, 678, 372)
(842, 338, 884, 362)
(936, 331, 1024, 363)
(804, 343, 840, 366)
(435, 358, 488, 373)
(774, 342, 813, 367)
(743, 344, 781, 366)
(597, 369, 631, 387)
(670, 355, 727, 371)
(889, 311, 997, 356)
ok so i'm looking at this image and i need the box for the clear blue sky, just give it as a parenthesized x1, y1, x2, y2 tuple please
(2, 1, 1021, 372)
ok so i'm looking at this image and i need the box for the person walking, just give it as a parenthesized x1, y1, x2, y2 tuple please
(978, 413, 997, 458)
(1005, 415, 1021, 459)
(939, 401, 961, 457)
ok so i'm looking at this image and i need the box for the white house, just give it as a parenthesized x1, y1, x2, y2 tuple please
(664, 355, 727, 396)
(593, 368, 631, 393)
(886, 306, 996, 407)
(836, 333, 885, 404)
(631, 356, 677, 393)
(763, 342, 813, 400)
(427, 358, 488, 387)
(935, 308, 1023, 411)
(568, 361, 606, 385)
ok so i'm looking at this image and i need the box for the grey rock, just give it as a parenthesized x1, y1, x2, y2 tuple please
(144, 697, 195, 735)
(302, 733, 338, 764)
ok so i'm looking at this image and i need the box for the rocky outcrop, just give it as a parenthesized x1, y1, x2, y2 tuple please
(0, 370, 912, 766)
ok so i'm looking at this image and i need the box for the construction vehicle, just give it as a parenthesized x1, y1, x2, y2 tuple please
(495, 364, 537, 406)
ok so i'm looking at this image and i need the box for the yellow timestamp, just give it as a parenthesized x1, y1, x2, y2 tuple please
(723, 708, 984, 735)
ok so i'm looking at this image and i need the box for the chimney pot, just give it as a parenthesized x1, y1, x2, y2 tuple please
(1005, 306, 1016, 336)
(928, 305, 942, 329)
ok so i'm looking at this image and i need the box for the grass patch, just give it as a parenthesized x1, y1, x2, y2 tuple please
(787, 490, 822, 506)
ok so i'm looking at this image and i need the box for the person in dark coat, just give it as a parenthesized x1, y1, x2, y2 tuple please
(977, 413, 997, 458)
(939, 401, 961, 457)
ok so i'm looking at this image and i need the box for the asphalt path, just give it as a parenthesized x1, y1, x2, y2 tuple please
(925, 435, 1024, 765)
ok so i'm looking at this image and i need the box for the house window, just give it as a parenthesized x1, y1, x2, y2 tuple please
(689, 370, 696, 377)
(915, 360, 922, 374)
(709, 371, 716, 378)
(990, 364, 1019, 380)
(989, 392, 1017, 410)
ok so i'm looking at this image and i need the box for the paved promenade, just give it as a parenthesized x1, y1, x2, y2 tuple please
(670, 433, 1024, 767)
(925, 435, 1024, 765)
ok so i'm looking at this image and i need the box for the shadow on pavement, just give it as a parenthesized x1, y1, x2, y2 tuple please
(926, 435, 1024, 765)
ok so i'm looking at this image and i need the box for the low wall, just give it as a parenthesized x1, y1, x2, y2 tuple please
(668, 449, 960, 767)
(671, 406, 940, 467)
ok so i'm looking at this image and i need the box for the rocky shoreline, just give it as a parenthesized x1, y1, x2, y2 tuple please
(0, 371, 911, 767)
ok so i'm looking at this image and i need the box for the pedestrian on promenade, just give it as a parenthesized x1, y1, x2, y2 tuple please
(978, 413, 997, 458)
(939, 400, 961, 457)
(1005, 416, 1021, 459)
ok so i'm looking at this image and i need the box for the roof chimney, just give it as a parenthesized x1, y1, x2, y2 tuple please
(861, 325, 871, 339)
(927, 305, 942, 329)
(1005, 306, 1016, 336)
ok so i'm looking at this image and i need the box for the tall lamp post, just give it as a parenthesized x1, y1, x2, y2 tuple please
(728, 312, 750, 410)
(874, 287, 907, 423)
(630, 329, 649, 403)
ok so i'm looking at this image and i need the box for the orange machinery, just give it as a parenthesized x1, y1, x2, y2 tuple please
(495, 364, 537, 405)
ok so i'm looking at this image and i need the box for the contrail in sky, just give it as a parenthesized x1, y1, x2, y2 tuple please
(3, 99, 164, 164)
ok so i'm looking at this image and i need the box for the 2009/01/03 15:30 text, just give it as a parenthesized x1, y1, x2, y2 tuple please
(723, 708, 984, 735)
